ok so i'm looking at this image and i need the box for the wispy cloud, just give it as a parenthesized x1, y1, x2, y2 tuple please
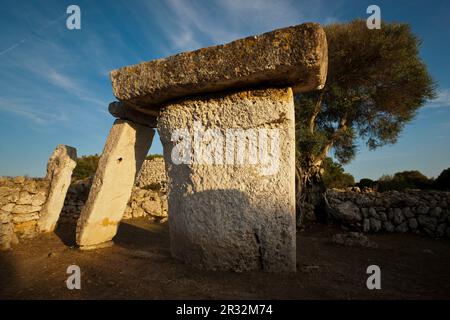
(426, 88, 450, 108)
(0, 97, 68, 125)
(143, 0, 338, 53)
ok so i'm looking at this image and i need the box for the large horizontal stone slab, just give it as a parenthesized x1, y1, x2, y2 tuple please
(110, 23, 327, 109)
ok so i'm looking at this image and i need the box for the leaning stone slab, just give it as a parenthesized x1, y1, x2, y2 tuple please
(111, 23, 327, 109)
(76, 120, 154, 248)
(38, 145, 77, 233)
(158, 87, 296, 272)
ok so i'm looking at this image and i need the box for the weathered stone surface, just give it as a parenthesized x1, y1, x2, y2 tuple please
(1, 203, 15, 212)
(16, 191, 32, 205)
(12, 212, 40, 224)
(0, 210, 11, 223)
(409, 218, 418, 229)
(383, 221, 395, 232)
(76, 120, 154, 248)
(332, 232, 377, 248)
(418, 215, 438, 231)
(11, 204, 41, 214)
(158, 88, 296, 272)
(136, 158, 167, 188)
(31, 192, 47, 206)
(111, 23, 327, 109)
(38, 145, 77, 233)
(109, 101, 158, 126)
(395, 222, 409, 233)
(0, 223, 18, 250)
(369, 218, 381, 232)
(326, 189, 450, 238)
(14, 220, 37, 239)
(331, 201, 361, 222)
(78, 240, 114, 251)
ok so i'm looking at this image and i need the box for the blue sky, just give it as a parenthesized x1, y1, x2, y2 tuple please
(0, 0, 449, 181)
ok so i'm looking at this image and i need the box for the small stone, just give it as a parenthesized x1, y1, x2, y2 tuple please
(436, 223, 446, 237)
(395, 222, 408, 233)
(418, 215, 438, 231)
(393, 208, 404, 225)
(31, 192, 47, 206)
(332, 232, 377, 248)
(22, 180, 38, 194)
(383, 221, 394, 232)
(11, 204, 42, 214)
(16, 191, 32, 205)
(363, 218, 370, 232)
(159, 217, 168, 224)
(12, 212, 39, 223)
(0, 210, 11, 223)
(361, 208, 369, 218)
(1, 203, 15, 212)
(370, 218, 381, 232)
(13, 176, 26, 184)
(430, 207, 442, 218)
(417, 205, 429, 215)
(402, 207, 414, 218)
(408, 218, 418, 229)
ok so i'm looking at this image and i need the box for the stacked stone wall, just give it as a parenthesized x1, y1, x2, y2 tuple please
(59, 158, 168, 225)
(0, 177, 50, 249)
(327, 189, 450, 238)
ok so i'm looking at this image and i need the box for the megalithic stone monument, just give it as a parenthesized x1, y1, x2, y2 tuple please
(76, 23, 328, 271)
(38, 145, 77, 233)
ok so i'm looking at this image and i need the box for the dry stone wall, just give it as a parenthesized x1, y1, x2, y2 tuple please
(0, 144, 77, 250)
(327, 189, 450, 238)
(59, 158, 168, 226)
(0, 177, 50, 250)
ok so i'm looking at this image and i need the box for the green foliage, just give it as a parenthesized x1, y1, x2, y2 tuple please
(373, 170, 434, 192)
(72, 154, 100, 180)
(357, 178, 375, 189)
(146, 154, 163, 160)
(295, 20, 435, 170)
(321, 157, 355, 189)
(72, 153, 163, 181)
(435, 168, 450, 190)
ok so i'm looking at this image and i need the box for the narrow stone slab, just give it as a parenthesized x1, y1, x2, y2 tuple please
(38, 145, 77, 233)
(158, 87, 296, 272)
(76, 120, 154, 247)
(111, 23, 327, 109)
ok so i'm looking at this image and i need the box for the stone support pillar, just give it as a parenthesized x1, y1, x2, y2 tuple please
(158, 88, 296, 272)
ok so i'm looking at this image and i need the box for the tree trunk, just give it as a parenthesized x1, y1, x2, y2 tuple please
(296, 159, 328, 227)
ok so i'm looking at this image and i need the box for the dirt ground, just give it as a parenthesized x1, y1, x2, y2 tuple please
(1, 218, 449, 299)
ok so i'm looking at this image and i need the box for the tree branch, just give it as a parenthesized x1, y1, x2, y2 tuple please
(312, 117, 348, 167)
(308, 91, 324, 134)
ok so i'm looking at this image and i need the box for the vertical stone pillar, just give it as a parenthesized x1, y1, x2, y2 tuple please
(158, 87, 296, 272)
(38, 145, 77, 233)
(76, 119, 154, 249)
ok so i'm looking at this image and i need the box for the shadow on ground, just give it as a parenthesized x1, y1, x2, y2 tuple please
(1, 218, 450, 299)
